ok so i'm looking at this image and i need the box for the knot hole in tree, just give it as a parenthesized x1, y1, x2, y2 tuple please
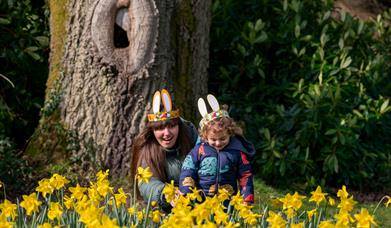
(91, 0, 158, 73)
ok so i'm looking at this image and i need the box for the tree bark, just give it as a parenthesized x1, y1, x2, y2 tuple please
(35, 0, 210, 176)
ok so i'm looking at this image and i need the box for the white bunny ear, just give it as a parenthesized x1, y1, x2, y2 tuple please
(152, 91, 161, 113)
(207, 94, 220, 111)
(161, 89, 172, 112)
(198, 98, 208, 117)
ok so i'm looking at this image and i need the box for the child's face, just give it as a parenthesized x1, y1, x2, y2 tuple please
(206, 129, 230, 151)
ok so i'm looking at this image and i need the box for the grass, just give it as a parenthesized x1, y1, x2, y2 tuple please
(253, 178, 391, 226)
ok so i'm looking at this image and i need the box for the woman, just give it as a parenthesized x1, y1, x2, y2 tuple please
(130, 89, 197, 211)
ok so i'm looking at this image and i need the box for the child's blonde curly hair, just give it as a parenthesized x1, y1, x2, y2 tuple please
(199, 115, 243, 140)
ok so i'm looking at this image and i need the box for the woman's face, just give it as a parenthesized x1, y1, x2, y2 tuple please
(153, 124, 179, 149)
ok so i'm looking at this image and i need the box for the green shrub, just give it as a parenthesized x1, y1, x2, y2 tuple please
(210, 0, 391, 190)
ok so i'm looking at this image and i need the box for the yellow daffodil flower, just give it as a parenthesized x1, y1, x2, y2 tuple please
(217, 188, 230, 202)
(328, 197, 336, 206)
(36, 178, 54, 198)
(309, 186, 328, 206)
(20, 192, 42, 216)
(49, 173, 70, 190)
(69, 184, 87, 200)
(37, 223, 53, 228)
(318, 220, 335, 228)
(213, 208, 228, 225)
(64, 195, 74, 209)
(230, 192, 244, 210)
(337, 185, 349, 200)
(96, 169, 109, 182)
(334, 211, 354, 227)
(48, 202, 63, 221)
(162, 180, 176, 203)
(136, 167, 152, 184)
(307, 208, 317, 220)
(114, 187, 127, 208)
(266, 211, 286, 228)
(100, 214, 119, 228)
(291, 222, 304, 228)
(188, 187, 203, 202)
(0, 212, 14, 228)
(151, 210, 162, 223)
(0, 199, 17, 220)
(354, 208, 377, 228)
(384, 195, 391, 207)
(127, 206, 135, 214)
(338, 196, 357, 213)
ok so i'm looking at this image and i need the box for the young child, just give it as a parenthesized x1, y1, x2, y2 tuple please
(179, 94, 255, 204)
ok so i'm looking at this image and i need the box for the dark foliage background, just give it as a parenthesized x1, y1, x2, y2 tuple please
(0, 0, 49, 194)
(210, 0, 391, 191)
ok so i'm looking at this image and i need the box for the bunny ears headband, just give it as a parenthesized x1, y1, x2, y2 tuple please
(148, 89, 180, 122)
(198, 94, 230, 129)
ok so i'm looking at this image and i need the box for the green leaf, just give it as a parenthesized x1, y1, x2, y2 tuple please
(340, 57, 352, 69)
(254, 19, 264, 31)
(35, 36, 49, 47)
(0, 18, 11, 25)
(325, 129, 337, 135)
(380, 99, 389, 114)
(295, 24, 300, 38)
(273, 150, 282, 158)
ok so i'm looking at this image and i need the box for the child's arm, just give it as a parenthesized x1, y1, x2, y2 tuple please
(179, 145, 201, 194)
(238, 151, 254, 204)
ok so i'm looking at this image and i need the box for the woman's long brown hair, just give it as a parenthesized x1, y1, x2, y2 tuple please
(130, 118, 192, 183)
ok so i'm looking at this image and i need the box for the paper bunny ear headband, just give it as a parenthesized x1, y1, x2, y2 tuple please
(198, 94, 230, 129)
(147, 89, 180, 122)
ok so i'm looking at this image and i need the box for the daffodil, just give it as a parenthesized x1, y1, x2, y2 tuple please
(243, 211, 261, 226)
(337, 185, 349, 200)
(334, 211, 354, 227)
(328, 197, 336, 206)
(96, 169, 109, 182)
(113, 187, 127, 208)
(307, 208, 317, 220)
(78, 205, 103, 227)
(384, 196, 391, 207)
(36, 178, 54, 198)
(318, 220, 335, 228)
(354, 208, 377, 228)
(338, 196, 357, 213)
(162, 180, 176, 203)
(47, 202, 63, 221)
(291, 222, 304, 228)
(95, 179, 113, 197)
(64, 195, 74, 209)
(309, 186, 328, 206)
(225, 222, 240, 228)
(0, 199, 17, 220)
(213, 208, 228, 225)
(136, 167, 152, 184)
(0, 213, 13, 228)
(69, 184, 87, 200)
(188, 187, 203, 202)
(49, 173, 70, 190)
(100, 214, 119, 228)
(230, 191, 244, 210)
(217, 188, 230, 202)
(37, 223, 53, 228)
(279, 192, 305, 210)
(266, 211, 286, 228)
(151, 210, 163, 223)
(127, 206, 135, 214)
(20, 192, 42, 216)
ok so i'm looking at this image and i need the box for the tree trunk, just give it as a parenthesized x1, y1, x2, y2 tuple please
(28, 0, 210, 177)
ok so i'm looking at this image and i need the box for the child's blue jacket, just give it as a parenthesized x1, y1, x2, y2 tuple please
(179, 136, 255, 203)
